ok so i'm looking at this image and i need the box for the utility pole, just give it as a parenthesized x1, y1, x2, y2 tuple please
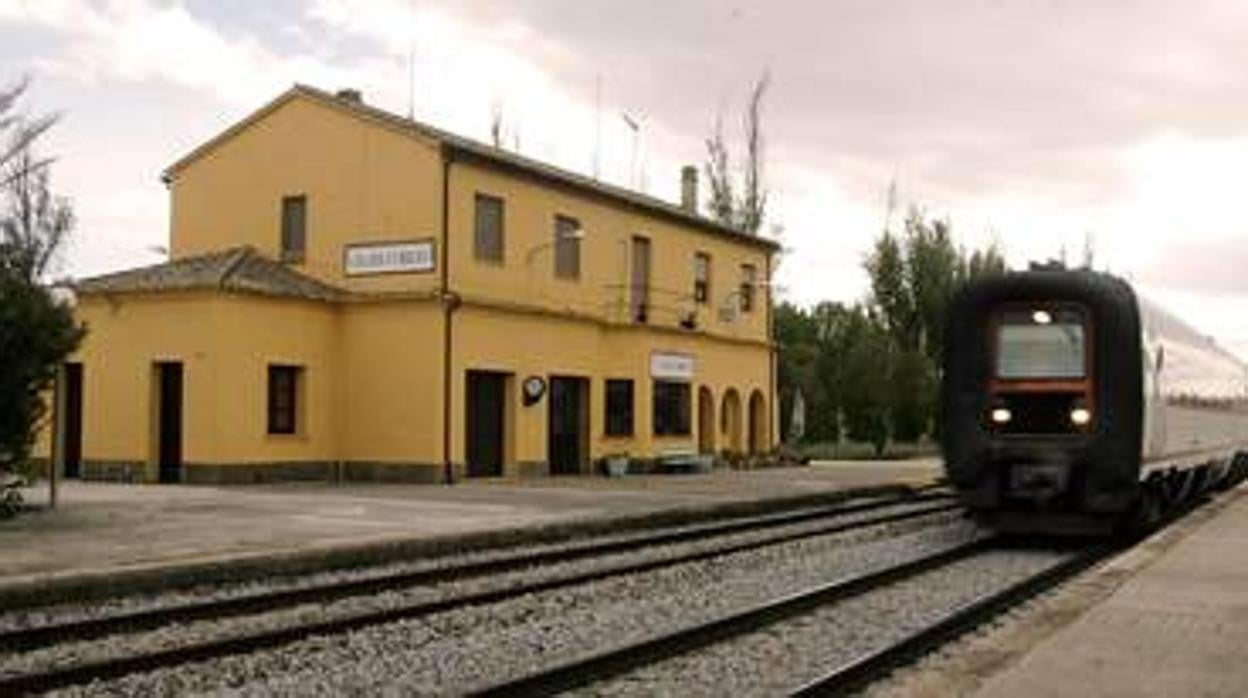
(593, 74, 602, 180)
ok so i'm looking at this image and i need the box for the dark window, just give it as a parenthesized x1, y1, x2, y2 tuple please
(554, 215, 581, 279)
(605, 379, 635, 436)
(740, 264, 757, 313)
(694, 252, 711, 304)
(280, 195, 307, 263)
(996, 307, 1087, 379)
(474, 193, 504, 262)
(631, 236, 650, 322)
(267, 365, 301, 435)
(653, 380, 692, 436)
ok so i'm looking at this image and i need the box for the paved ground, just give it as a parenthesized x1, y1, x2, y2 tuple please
(971, 485, 1248, 698)
(0, 460, 939, 585)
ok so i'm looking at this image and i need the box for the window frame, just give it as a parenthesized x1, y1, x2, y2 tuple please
(694, 252, 711, 304)
(554, 214, 581, 280)
(604, 379, 635, 437)
(267, 364, 302, 436)
(280, 195, 307, 264)
(740, 263, 757, 313)
(652, 380, 692, 437)
(473, 192, 505, 263)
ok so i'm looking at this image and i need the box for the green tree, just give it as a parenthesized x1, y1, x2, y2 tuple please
(839, 307, 892, 455)
(0, 79, 84, 480)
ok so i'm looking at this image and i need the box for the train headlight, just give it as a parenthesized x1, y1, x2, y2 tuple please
(1032, 310, 1052, 325)
(990, 407, 1012, 424)
(1070, 407, 1092, 426)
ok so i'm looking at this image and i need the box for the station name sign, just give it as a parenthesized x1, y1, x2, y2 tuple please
(651, 352, 695, 380)
(344, 239, 436, 276)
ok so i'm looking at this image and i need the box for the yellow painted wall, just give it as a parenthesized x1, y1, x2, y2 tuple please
(169, 96, 444, 296)
(338, 300, 445, 463)
(450, 304, 771, 472)
(447, 160, 772, 344)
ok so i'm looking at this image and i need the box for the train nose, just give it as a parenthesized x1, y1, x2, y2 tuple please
(1009, 459, 1071, 501)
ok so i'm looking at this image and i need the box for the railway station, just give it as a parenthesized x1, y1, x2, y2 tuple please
(34, 85, 778, 485)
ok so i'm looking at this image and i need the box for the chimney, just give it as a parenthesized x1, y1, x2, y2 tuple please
(335, 88, 363, 104)
(680, 165, 699, 213)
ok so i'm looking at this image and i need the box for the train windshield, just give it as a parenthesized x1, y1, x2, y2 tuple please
(996, 308, 1086, 379)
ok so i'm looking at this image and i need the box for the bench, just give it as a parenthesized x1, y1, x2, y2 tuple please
(655, 450, 714, 474)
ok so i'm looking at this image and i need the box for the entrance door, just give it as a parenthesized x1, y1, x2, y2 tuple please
(156, 362, 183, 483)
(63, 363, 83, 478)
(548, 376, 588, 475)
(466, 371, 506, 477)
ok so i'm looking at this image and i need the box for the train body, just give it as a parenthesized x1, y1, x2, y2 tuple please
(942, 270, 1248, 534)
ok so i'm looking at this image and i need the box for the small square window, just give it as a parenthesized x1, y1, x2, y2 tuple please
(653, 380, 691, 436)
(474, 194, 504, 262)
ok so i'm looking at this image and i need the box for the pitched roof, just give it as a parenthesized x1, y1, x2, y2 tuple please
(163, 85, 780, 253)
(74, 246, 345, 302)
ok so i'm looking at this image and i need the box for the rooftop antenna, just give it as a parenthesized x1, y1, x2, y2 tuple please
(592, 74, 602, 180)
(621, 110, 643, 189)
(406, 42, 416, 120)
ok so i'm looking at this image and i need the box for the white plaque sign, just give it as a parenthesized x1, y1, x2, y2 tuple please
(344, 240, 435, 275)
(651, 352, 695, 380)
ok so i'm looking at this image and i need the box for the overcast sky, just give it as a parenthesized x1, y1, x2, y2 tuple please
(4, 0, 1248, 355)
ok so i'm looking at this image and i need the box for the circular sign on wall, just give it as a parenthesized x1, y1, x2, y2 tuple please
(522, 376, 547, 406)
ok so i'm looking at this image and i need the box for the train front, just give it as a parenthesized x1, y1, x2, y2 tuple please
(942, 271, 1145, 534)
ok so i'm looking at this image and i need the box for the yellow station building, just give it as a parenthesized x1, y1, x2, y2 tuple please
(41, 85, 779, 484)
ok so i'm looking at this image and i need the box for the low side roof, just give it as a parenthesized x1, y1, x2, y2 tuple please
(75, 246, 345, 302)
(163, 84, 780, 253)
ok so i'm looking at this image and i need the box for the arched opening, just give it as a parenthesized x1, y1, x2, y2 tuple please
(721, 388, 742, 453)
(748, 389, 767, 455)
(698, 386, 716, 454)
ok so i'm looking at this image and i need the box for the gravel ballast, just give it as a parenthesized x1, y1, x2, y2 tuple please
(36, 517, 979, 696)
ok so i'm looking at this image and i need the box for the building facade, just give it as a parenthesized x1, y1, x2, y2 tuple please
(42, 85, 779, 484)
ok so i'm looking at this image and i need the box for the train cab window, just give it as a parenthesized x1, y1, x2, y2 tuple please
(995, 308, 1086, 379)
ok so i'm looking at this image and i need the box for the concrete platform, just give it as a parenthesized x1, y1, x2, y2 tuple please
(0, 460, 938, 603)
(973, 485, 1248, 697)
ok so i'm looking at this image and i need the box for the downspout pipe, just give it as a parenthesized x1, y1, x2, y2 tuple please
(440, 145, 459, 485)
(766, 252, 776, 451)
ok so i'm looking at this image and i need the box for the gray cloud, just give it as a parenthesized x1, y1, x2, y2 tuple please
(1140, 236, 1248, 295)
(450, 0, 1248, 202)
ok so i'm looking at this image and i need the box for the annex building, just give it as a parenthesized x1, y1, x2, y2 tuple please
(40, 85, 778, 484)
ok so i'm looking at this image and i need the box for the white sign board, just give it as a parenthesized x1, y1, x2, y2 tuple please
(651, 352, 695, 380)
(345, 240, 435, 276)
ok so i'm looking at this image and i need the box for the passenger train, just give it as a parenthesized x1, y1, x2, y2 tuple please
(941, 269, 1248, 535)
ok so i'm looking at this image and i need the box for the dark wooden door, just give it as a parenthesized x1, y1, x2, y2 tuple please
(157, 363, 183, 483)
(466, 371, 505, 477)
(548, 376, 587, 475)
(63, 363, 83, 478)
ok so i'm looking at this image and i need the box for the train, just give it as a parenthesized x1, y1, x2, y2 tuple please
(941, 268, 1248, 535)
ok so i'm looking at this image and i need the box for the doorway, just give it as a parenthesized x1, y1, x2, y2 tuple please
(62, 363, 83, 479)
(698, 385, 716, 454)
(548, 375, 589, 475)
(155, 362, 183, 483)
(466, 371, 507, 477)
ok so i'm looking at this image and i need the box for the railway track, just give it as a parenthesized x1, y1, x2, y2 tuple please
(469, 538, 1109, 697)
(0, 488, 958, 695)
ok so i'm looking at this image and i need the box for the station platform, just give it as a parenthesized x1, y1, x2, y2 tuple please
(0, 460, 938, 604)
(971, 484, 1248, 697)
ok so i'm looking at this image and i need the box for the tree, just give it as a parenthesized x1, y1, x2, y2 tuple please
(0, 78, 83, 480)
(703, 71, 771, 235)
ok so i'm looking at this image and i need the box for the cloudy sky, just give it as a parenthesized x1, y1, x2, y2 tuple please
(4, 0, 1248, 355)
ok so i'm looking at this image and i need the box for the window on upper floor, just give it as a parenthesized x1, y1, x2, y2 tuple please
(474, 193, 504, 263)
(267, 364, 303, 435)
(631, 236, 651, 323)
(694, 252, 711, 304)
(740, 263, 757, 313)
(554, 214, 581, 279)
(605, 379, 635, 436)
(280, 195, 306, 264)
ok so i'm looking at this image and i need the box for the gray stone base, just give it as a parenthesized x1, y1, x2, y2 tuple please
(182, 461, 449, 485)
(83, 460, 147, 483)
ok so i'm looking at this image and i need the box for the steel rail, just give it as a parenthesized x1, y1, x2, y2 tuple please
(0, 489, 951, 655)
(0, 498, 960, 695)
(469, 538, 995, 698)
(789, 544, 1114, 697)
